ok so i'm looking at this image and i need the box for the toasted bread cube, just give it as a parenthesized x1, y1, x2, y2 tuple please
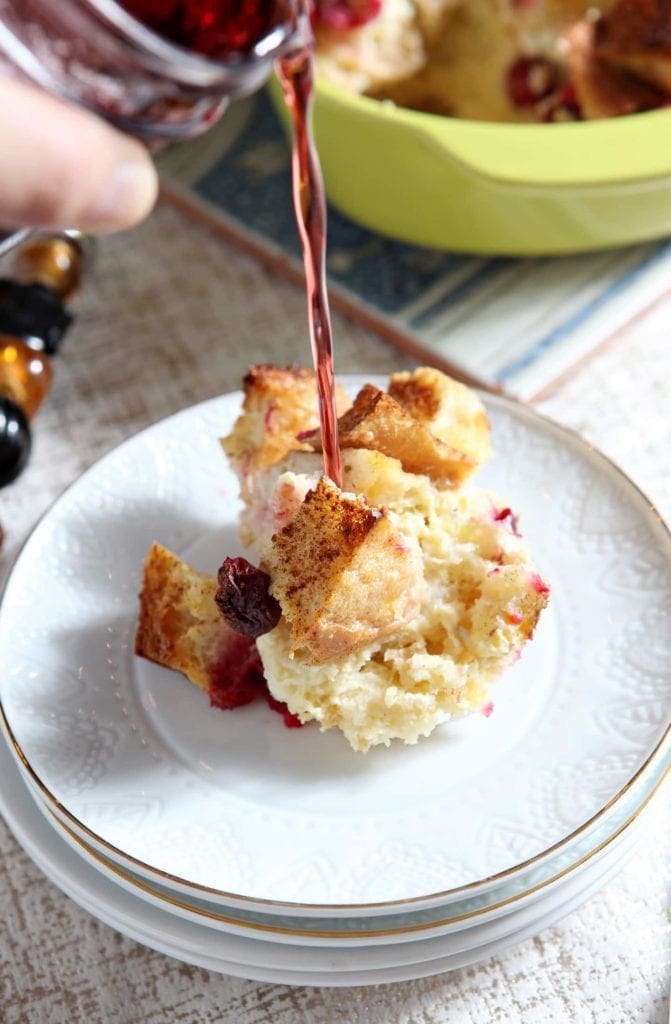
(264, 478, 424, 663)
(389, 367, 490, 471)
(135, 542, 252, 692)
(221, 364, 349, 488)
(594, 0, 671, 92)
(565, 17, 665, 118)
(319, 383, 475, 485)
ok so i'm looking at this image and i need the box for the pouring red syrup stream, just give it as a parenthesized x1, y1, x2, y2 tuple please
(275, 42, 342, 486)
(120, 0, 347, 485)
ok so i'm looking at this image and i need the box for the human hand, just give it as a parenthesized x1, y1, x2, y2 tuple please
(0, 76, 159, 233)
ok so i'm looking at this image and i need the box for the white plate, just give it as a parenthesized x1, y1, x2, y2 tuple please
(0, 728, 646, 985)
(33, 751, 665, 946)
(0, 381, 669, 910)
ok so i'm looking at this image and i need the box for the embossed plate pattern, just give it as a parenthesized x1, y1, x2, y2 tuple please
(35, 752, 667, 944)
(0, 381, 669, 909)
(0, 727, 649, 982)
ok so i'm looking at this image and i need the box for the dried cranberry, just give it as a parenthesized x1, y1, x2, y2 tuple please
(506, 57, 559, 107)
(215, 556, 281, 637)
(315, 0, 382, 30)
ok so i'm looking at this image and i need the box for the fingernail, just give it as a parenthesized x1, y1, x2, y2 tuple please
(82, 156, 158, 231)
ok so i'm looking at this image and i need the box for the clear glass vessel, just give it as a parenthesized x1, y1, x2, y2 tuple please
(0, 0, 307, 139)
(0, 0, 309, 252)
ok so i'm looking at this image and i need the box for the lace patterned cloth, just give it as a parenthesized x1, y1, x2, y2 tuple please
(0, 204, 669, 1023)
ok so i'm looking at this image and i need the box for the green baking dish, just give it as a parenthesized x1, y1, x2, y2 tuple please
(270, 75, 671, 256)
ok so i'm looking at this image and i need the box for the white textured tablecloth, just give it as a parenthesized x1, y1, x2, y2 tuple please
(0, 204, 669, 1023)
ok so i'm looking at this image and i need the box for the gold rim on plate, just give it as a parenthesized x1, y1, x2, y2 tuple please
(36, 765, 666, 940)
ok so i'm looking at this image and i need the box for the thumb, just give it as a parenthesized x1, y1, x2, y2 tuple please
(0, 76, 159, 233)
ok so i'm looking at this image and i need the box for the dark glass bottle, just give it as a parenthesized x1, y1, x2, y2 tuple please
(0, 235, 81, 485)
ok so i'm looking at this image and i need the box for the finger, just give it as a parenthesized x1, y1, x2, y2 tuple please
(0, 76, 159, 233)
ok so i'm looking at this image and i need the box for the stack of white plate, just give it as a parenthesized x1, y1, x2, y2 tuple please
(0, 383, 669, 986)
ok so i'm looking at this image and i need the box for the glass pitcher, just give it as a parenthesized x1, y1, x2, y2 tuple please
(0, 0, 310, 251)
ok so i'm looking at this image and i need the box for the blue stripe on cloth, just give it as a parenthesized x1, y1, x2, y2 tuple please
(409, 259, 508, 329)
(496, 241, 671, 383)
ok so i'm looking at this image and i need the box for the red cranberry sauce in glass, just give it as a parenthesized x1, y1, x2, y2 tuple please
(119, 0, 290, 59)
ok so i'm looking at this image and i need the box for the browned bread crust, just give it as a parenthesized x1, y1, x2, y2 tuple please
(135, 541, 243, 692)
(566, 17, 666, 117)
(597, 0, 671, 50)
(317, 383, 476, 485)
(221, 364, 350, 487)
(264, 477, 425, 663)
(389, 367, 490, 471)
(595, 0, 671, 85)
